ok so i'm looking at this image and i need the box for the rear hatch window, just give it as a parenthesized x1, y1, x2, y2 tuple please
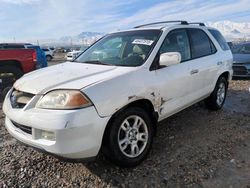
(208, 29, 230, 51)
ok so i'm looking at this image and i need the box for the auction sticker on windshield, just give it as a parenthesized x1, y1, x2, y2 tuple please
(132, 39, 154, 46)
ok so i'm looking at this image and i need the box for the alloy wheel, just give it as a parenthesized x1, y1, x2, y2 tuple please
(117, 115, 148, 158)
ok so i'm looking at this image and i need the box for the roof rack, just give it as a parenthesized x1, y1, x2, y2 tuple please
(188, 22, 205, 26)
(134, 20, 188, 28)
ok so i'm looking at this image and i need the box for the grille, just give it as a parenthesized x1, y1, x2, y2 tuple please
(11, 121, 32, 135)
(10, 89, 34, 108)
(233, 65, 248, 75)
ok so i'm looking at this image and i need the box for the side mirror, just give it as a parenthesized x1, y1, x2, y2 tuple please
(159, 52, 181, 67)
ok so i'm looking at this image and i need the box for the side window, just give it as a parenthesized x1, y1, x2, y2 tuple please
(188, 28, 216, 58)
(3, 45, 24, 49)
(208, 29, 230, 51)
(160, 29, 191, 62)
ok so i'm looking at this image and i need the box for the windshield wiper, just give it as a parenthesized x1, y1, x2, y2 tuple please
(80, 60, 113, 66)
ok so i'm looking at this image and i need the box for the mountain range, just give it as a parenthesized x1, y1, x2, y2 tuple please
(39, 20, 250, 46)
(207, 20, 250, 40)
(59, 32, 104, 44)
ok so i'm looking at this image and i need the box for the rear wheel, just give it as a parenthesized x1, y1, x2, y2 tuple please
(103, 107, 154, 167)
(205, 76, 228, 110)
(0, 66, 23, 97)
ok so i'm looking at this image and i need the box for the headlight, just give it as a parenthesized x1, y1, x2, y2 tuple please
(36, 90, 92, 109)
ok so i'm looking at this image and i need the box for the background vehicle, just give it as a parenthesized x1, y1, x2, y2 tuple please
(231, 42, 250, 77)
(0, 48, 37, 96)
(3, 21, 233, 167)
(64, 48, 72, 53)
(66, 46, 88, 61)
(42, 48, 54, 61)
(26, 45, 47, 68)
(48, 47, 55, 53)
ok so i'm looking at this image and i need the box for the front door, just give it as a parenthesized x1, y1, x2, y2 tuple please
(154, 29, 194, 120)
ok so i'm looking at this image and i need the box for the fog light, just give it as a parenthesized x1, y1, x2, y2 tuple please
(41, 130, 55, 141)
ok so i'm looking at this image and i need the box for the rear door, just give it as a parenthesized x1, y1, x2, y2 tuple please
(186, 28, 218, 99)
(208, 29, 232, 79)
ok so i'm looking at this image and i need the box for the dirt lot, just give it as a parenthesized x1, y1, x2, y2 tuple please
(0, 57, 249, 187)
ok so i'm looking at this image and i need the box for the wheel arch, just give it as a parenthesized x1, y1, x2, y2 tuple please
(219, 71, 230, 82)
(101, 99, 158, 149)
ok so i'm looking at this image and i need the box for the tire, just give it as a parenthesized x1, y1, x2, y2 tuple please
(104, 107, 154, 167)
(46, 55, 52, 61)
(0, 66, 23, 97)
(205, 76, 228, 110)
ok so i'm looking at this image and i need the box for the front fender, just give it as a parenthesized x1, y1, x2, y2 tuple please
(83, 69, 158, 117)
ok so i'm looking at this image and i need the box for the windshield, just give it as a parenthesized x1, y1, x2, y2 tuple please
(232, 44, 250, 54)
(80, 46, 88, 51)
(75, 30, 161, 66)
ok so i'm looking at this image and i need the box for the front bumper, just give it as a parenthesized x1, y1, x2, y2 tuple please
(233, 64, 250, 77)
(3, 89, 110, 159)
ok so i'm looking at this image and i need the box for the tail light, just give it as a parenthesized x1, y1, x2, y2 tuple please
(32, 51, 37, 62)
(32, 51, 38, 69)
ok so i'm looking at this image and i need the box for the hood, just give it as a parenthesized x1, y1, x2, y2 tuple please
(14, 62, 133, 94)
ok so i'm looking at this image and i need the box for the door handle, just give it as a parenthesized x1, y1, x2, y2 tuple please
(190, 69, 199, 75)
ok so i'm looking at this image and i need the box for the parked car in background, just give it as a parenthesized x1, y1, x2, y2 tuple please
(64, 48, 72, 53)
(3, 21, 233, 167)
(0, 48, 37, 96)
(0, 43, 48, 69)
(231, 42, 250, 77)
(26, 45, 47, 68)
(66, 46, 88, 61)
(48, 47, 55, 53)
(42, 48, 54, 61)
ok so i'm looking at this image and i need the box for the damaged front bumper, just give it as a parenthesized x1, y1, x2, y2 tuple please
(3, 89, 110, 159)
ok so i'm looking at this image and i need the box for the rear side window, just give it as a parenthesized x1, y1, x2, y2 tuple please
(188, 28, 216, 58)
(208, 29, 230, 51)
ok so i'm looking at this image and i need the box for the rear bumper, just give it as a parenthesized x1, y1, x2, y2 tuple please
(3, 90, 111, 159)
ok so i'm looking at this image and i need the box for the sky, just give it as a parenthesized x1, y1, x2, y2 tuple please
(0, 0, 250, 42)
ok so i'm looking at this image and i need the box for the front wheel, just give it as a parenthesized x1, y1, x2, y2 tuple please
(104, 107, 154, 167)
(205, 76, 228, 110)
(0, 66, 23, 97)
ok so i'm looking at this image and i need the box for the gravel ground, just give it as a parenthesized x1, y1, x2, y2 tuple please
(0, 61, 249, 187)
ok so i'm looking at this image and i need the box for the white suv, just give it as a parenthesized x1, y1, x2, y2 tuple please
(42, 48, 54, 61)
(3, 21, 233, 167)
(66, 46, 88, 61)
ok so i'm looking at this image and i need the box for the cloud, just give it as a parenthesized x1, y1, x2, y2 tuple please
(113, 0, 250, 29)
(0, 0, 249, 42)
(0, 0, 40, 4)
